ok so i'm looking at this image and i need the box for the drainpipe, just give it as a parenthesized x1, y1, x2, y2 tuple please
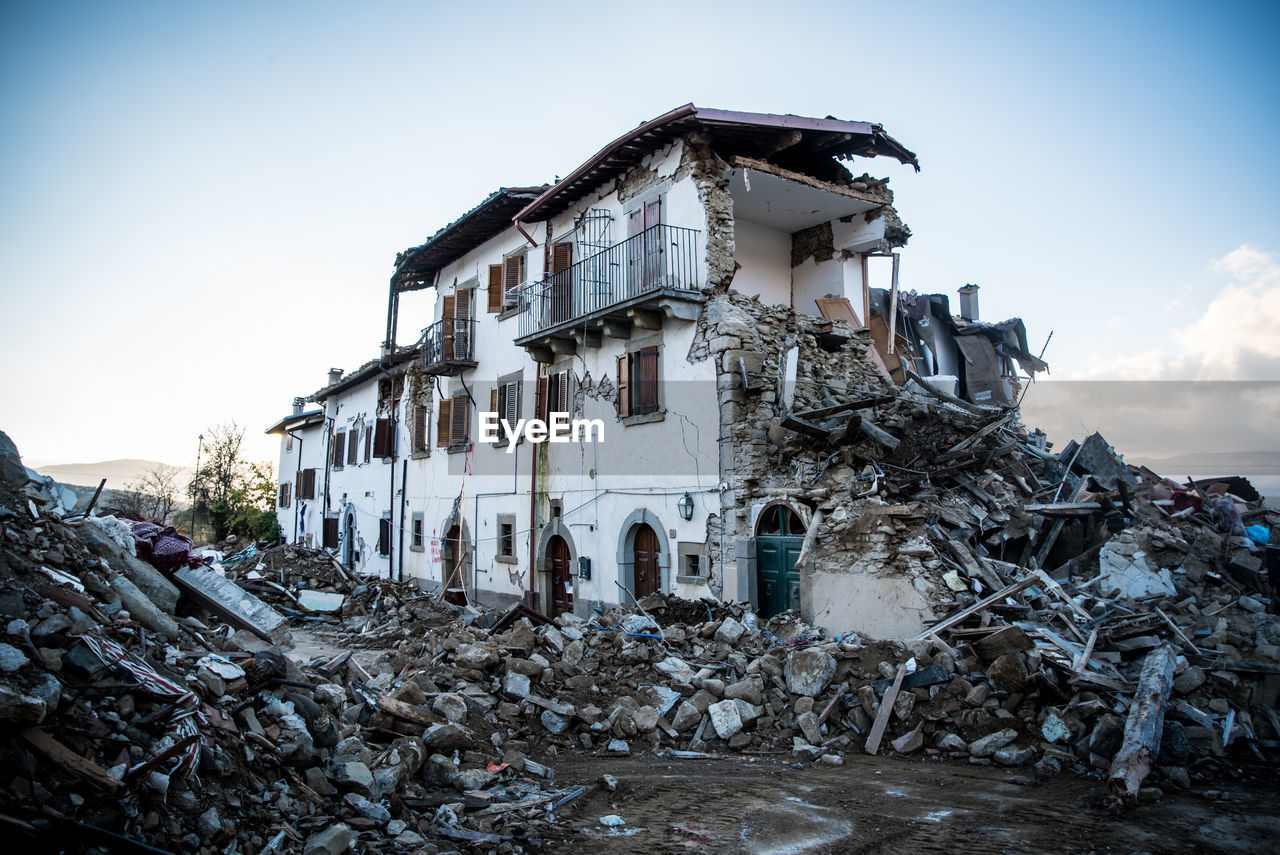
(514, 218, 538, 249)
(527, 368, 542, 610)
(322, 417, 333, 517)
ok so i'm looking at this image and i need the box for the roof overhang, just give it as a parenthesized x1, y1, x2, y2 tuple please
(392, 186, 548, 293)
(513, 104, 919, 227)
(265, 410, 325, 436)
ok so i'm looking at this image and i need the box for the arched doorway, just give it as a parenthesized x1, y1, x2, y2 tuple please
(755, 504, 806, 618)
(633, 523, 661, 598)
(548, 535, 572, 617)
(342, 507, 357, 570)
(441, 524, 468, 606)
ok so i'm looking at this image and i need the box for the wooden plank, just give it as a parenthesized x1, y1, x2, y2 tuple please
(1108, 646, 1176, 811)
(910, 574, 1041, 640)
(1023, 502, 1103, 515)
(781, 414, 829, 439)
(22, 727, 124, 795)
(864, 665, 906, 756)
(375, 695, 443, 727)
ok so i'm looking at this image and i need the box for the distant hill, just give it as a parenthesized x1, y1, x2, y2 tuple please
(34, 459, 193, 490)
(1129, 451, 1280, 474)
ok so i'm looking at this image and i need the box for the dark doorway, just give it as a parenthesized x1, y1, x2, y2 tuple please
(755, 505, 806, 619)
(442, 524, 468, 606)
(633, 523, 661, 598)
(548, 535, 572, 617)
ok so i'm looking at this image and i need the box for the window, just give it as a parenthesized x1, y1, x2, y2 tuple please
(488, 373, 522, 445)
(490, 253, 527, 314)
(616, 346, 659, 418)
(278, 482, 291, 509)
(322, 517, 339, 549)
(378, 515, 391, 557)
(411, 512, 425, 552)
(536, 370, 572, 421)
(331, 430, 346, 469)
(677, 542, 706, 584)
(496, 513, 516, 563)
(373, 417, 393, 459)
(436, 393, 471, 449)
(363, 425, 372, 463)
(441, 288, 474, 360)
(347, 424, 359, 466)
(412, 403, 431, 453)
(296, 468, 317, 500)
(285, 434, 293, 453)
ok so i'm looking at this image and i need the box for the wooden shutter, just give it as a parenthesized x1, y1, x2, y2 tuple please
(323, 517, 339, 549)
(441, 295, 456, 360)
(363, 426, 372, 463)
(436, 398, 452, 448)
(616, 354, 630, 418)
(414, 404, 428, 452)
(636, 346, 659, 414)
(295, 470, 303, 502)
(489, 387, 498, 417)
(488, 264, 503, 313)
(536, 375, 549, 423)
(378, 518, 391, 556)
(454, 290, 473, 359)
(504, 380, 519, 426)
(556, 371, 569, 413)
(628, 206, 645, 237)
(450, 394, 468, 445)
(373, 418, 390, 458)
(551, 242, 573, 274)
(278, 483, 285, 508)
(332, 432, 345, 467)
(455, 288, 472, 319)
(347, 427, 358, 465)
(503, 256, 523, 307)
(302, 468, 316, 500)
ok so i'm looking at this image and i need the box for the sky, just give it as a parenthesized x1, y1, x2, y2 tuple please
(1, 0, 1277, 472)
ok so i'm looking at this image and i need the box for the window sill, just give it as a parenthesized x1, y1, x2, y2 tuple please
(676, 575, 705, 586)
(410, 545, 424, 553)
(496, 554, 518, 564)
(410, 450, 430, 460)
(447, 444, 469, 454)
(497, 307, 522, 321)
(621, 411, 665, 427)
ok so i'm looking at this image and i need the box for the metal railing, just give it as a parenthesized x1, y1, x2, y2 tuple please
(420, 317, 476, 368)
(517, 224, 700, 339)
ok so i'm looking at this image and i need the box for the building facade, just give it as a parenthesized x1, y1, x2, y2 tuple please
(268, 105, 1043, 634)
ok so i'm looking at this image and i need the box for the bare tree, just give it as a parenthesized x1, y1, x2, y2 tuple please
(119, 463, 183, 523)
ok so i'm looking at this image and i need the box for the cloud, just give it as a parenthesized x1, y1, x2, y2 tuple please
(1070, 245, 1280, 381)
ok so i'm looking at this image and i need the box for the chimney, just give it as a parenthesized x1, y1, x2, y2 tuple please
(291, 397, 306, 415)
(328, 367, 344, 386)
(958, 284, 980, 322)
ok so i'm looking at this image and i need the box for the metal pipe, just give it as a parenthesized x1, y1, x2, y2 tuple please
(190, 433, 203, 541)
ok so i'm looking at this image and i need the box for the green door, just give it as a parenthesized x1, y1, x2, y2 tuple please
(755, 506, 806, 619)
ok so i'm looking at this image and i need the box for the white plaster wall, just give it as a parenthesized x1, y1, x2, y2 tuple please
(791, 255, 843, 315)
(732, 218, 791, 306)
(326, 380, 394, 578)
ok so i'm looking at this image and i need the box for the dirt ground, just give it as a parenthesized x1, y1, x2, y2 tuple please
(535, 752, 1280, 855)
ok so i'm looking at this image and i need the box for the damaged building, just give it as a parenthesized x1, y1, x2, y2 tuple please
(268, 104, 1047, 638)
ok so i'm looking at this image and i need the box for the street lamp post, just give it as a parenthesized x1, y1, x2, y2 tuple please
(190, 433, 203, 542)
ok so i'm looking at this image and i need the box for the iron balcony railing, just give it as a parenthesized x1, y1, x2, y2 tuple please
(420, 317, 476, 368)
(517, 224, 700, 339)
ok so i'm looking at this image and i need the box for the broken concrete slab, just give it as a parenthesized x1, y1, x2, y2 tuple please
(172, 567, 287, 643)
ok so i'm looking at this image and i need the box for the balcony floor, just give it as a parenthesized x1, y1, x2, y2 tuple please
(514, 287, 704, 355)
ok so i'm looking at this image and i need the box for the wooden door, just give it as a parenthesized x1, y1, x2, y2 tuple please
(632, 523, 660, 598)
(443, 524, 467, 606)
(549, 535, 572, 617)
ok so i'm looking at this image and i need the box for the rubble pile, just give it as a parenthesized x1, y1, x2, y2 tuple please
(0, 431, 587, 853)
